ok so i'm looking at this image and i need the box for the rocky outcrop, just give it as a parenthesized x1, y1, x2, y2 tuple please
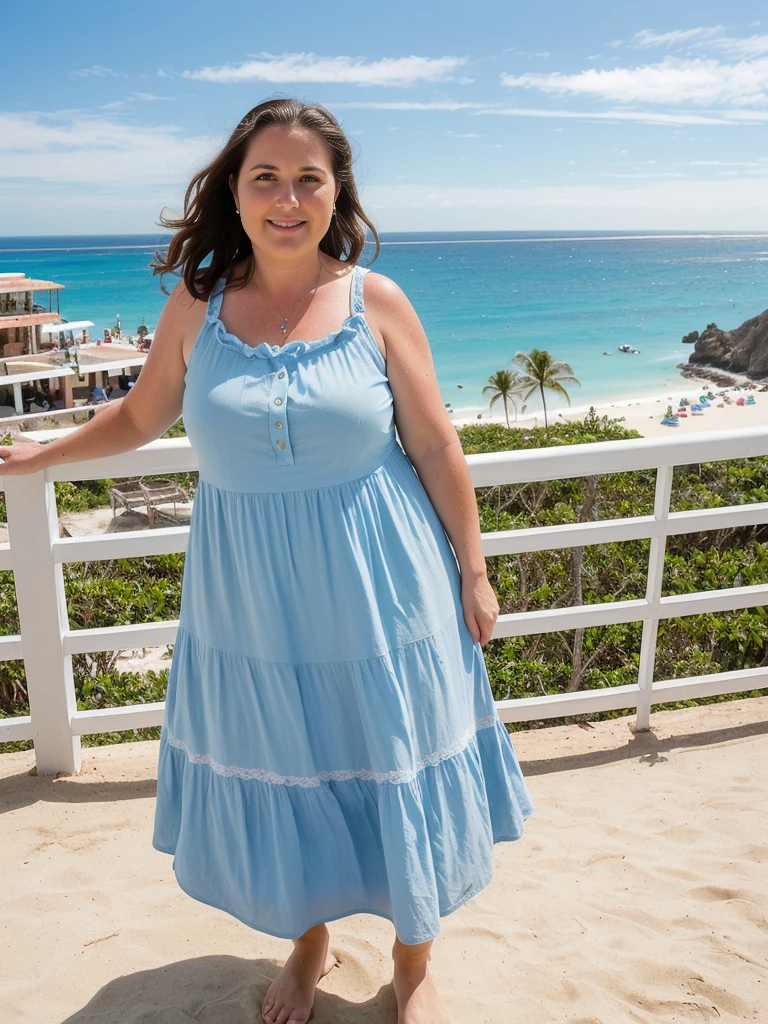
(684, 310, 768, 380)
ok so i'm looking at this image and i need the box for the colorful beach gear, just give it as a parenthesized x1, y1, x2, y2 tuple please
(152, 263, 534, 944)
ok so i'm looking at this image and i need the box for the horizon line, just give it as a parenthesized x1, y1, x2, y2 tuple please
(3, 229, 768, 255)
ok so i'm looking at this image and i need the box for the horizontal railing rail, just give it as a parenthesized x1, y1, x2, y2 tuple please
(2, 425, 768, 773)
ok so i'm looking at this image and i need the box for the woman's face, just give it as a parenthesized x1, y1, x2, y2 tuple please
(230, 125, 340, 259)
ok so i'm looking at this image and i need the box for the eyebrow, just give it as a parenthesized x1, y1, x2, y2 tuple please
(248, 163, 326, 173)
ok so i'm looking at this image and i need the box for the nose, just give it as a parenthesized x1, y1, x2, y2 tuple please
(274, 182, 300, 210)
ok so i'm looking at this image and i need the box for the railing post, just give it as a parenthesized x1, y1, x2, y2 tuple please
(5, 470, 81, 774)
(635, 463, 674, 732)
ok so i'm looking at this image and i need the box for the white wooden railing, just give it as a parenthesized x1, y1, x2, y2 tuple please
(2, 425, 768, 775)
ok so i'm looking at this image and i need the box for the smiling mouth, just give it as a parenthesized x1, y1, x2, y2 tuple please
(267, 219, 306, 231)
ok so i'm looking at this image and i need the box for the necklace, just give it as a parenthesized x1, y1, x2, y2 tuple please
(257, 261, 324, 337)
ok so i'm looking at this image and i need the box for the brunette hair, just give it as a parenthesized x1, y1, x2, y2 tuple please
(150, 97, 380, 298)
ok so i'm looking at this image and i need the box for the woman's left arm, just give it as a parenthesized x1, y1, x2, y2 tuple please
(365, 273, 499, 646)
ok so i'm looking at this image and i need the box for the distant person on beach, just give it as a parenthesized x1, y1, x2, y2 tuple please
(0, 97, 534, 1024)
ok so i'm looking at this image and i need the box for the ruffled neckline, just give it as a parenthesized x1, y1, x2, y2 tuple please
(208, 278, 363, 359)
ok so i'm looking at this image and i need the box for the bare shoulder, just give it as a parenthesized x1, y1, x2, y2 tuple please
(155, 277, 209, 365)
(118, 275, 213, 442)
(360, 269, 410, 314)
(357, 269, 455, 463)
(360, 270, 426, 361)
(165, 276, 207, 326)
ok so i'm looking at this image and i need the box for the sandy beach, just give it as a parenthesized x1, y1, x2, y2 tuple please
(2, 695, 766, 1023)
(452, 377, 768, 438)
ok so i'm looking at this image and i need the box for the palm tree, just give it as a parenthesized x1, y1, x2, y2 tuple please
(511, 348, 581, 430)
(482, 370, 528, 428)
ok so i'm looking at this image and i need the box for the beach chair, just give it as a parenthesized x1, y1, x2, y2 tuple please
(108, 479, 147, 520)
(109, 477, 190, 527)
(138, 478, 190, 527)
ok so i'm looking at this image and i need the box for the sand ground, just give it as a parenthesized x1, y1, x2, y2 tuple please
(1, 696, 766, 1023)
(453, 378, 768, 439)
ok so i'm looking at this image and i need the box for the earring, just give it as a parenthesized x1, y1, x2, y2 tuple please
(332, 203, 337, 216)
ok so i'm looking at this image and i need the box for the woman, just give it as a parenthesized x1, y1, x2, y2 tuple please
(1, 98, 534, 1024)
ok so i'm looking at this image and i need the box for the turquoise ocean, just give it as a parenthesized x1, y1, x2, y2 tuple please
(1, 231, 766, 419)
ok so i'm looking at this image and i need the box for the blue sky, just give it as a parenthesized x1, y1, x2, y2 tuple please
(2, 0, 767, 234)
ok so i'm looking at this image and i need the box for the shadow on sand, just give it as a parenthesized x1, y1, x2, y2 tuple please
(61, 953, 398, 1023)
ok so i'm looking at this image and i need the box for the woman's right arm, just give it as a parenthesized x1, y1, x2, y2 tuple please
(0, 280, 202, 475)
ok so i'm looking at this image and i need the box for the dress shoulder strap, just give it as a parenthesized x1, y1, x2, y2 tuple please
(207, 275, 226, 320)
(350, 264, 370, 316)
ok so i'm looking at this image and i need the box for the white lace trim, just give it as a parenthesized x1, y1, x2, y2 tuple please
(166, 714, 499, 788)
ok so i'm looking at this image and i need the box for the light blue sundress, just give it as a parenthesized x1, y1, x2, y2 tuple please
(152, 262, 534, 944)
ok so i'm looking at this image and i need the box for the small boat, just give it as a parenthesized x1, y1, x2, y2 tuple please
(705, 391, 715, 400)
(617, 343, 633, 352)
(677, 408, 687, 418)
(632, 348, 641, 354)
(698, 396, 711, 407)
(602, 351, 612, 356)
(690, 404, 704, 415)
(679, 397, 690, 406)
(737, 397, 745, 406)
(746, 395, 756, 405)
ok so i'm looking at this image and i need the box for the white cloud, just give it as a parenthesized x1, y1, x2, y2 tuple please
(69, 65, 128, 79)
(98, 92, 176, 111)
(689, 158, 765, 166)
(616, 26, 768, 59)
(595, 171, 687, 178)
(501, 56, 768, 107)
(504, 49, 552, 59)
(331, 97, 768, 125)
(0, 111, 220, 189)
(132, 92, 176, 102)
(630, 27, 725, 49)
(3, 131, 767, 233)
(714, 35, 768, 58)
(473, 104, 768, 125)
(327, 100, 489, 110)
(359, 178, 768, 231)
(180, 52, 466, 87)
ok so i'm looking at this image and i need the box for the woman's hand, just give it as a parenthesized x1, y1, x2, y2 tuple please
(460, 570, 500, 647)
(0, 439, 48, 475)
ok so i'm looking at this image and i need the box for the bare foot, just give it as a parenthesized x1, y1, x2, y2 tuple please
(393, 960, 453, 1024)
(261, 925, 333, 1024)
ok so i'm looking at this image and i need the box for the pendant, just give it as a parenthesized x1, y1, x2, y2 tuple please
(280, 317, 289, 334)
